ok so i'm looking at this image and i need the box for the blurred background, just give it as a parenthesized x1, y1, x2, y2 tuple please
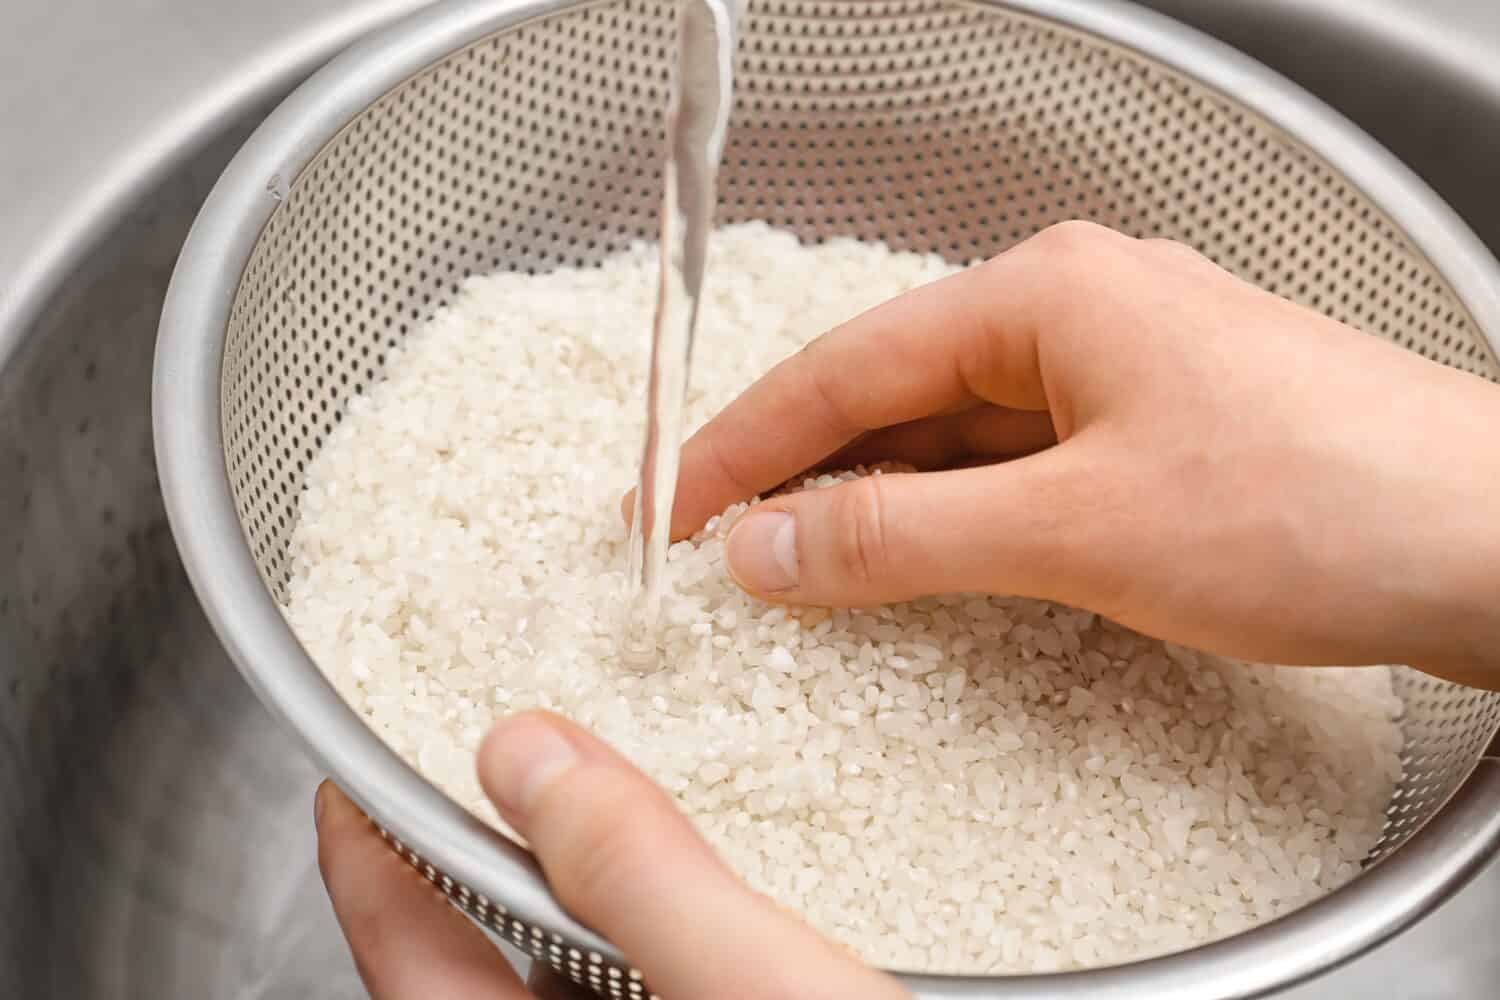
(2, 1, 1496, 997)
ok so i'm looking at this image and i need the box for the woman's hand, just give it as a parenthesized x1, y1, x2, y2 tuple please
(642, 221, 1500, 688)
(316, 710, 909, 1000)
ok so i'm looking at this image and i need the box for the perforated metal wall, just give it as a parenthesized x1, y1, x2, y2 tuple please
(217, 1, 1500, 992)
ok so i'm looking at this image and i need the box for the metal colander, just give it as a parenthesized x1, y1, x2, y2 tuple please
(155, 1, 1500, 997)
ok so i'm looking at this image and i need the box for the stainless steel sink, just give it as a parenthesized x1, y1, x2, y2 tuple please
(2, 2, 1497, 997)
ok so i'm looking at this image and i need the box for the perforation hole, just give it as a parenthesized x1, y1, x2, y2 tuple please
(217, 2, 1500, 993)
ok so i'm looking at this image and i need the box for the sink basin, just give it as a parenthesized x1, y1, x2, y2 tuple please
(1, 2, 1497, 998)
(0, 115, 367, 999)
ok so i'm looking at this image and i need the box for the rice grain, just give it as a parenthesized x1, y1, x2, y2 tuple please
(285, 223, 1403, 974)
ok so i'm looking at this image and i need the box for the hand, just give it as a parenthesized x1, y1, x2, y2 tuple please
(647, 221, 1500, 688)
(316, 710, 909, 1000)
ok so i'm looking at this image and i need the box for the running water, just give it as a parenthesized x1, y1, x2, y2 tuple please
(624, 0, 744, 661)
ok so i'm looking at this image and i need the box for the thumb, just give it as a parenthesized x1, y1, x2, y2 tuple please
(725, 456, 1086, 607)
(479, 711, 907, 1000)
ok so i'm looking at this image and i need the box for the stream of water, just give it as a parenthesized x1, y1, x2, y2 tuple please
(624, 0, 744, 658)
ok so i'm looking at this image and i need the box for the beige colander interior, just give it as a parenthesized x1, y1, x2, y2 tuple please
(216, 0, 1500, 994)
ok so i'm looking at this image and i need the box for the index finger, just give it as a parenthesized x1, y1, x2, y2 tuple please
(315, 781, 530, 1000)
(660, 239, 1055, 538)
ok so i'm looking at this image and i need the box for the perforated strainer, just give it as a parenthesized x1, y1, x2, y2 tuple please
(155, 1, 1500, 996)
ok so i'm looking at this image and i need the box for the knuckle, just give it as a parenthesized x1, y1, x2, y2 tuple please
(797, 326, 829, 359)
(702, 429, 760, 500)
(1014, 221, 1134, 294)
(1143, 236, 1207, 264)
(1030, 219, 1119, 262)
(831, 476, 889, 588)
(1141, 235, 1184, 252)
(803, 348, 864, 437)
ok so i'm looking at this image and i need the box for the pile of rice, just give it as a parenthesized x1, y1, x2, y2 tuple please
(285, 223, 1404, 973)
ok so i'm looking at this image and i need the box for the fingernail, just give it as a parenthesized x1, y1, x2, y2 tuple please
(314, 780, 331, 831)
(489, 716, 581, 821)
(727, 511, 799, 593)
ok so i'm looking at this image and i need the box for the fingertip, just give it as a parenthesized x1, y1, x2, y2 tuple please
(479, 713, 905, 1000)
(314, 779, 332, 832)
(478, 711, 585, 832)
(314, 780, 362, 837)
(478, 709, 572, 769)
(315, 782, 371, 885)
(315, 783, 530, 1000)
(726, 508, 800, 597)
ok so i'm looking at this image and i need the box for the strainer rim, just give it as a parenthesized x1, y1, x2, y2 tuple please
(154, 1, 1500, 997)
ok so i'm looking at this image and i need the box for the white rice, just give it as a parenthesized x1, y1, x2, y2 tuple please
(285, 222, 1404, 974)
